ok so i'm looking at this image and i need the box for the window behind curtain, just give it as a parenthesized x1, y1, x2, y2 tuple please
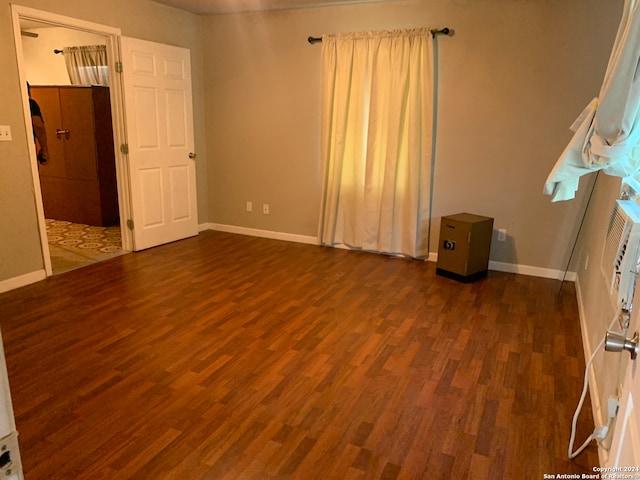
(318, 28, 435, 258)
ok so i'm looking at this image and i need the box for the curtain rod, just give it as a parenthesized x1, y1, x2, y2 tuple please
(54, 49, 63, 54)
(307, 27, 452, 44)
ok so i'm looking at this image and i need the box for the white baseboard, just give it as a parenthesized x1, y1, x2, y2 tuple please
(206, 225, 576, 281)
(207, 223, 318, 245)
(0, 227, 575, 294)
(488, 260, 576, 281)
(427, 253, 574, 281)
(574, 275, 608, 466)
(0, 270, 46, 294)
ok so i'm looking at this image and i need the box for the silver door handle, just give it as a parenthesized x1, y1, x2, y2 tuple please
(605, 331, 639, 360)
(56, 129, 70, 139)
(189, 152, 197, 160)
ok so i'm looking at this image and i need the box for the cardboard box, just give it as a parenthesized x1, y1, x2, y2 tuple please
(436, 213, 494, 282)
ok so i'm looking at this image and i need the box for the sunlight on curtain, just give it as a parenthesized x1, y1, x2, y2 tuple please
(63, 45, 109, 86)
(318, 28, 434, 258)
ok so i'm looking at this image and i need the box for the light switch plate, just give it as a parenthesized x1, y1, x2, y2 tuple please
(0, 126, 12, 142)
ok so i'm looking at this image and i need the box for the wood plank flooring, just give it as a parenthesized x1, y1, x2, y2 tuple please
(0, 231, 599, 479)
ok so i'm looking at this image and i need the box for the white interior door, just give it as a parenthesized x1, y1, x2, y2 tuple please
(605, 296, 640, 466)
(121, 37, 198, 251)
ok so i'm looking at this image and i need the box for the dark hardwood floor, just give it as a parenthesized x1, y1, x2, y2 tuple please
(0, 231, 599, 479)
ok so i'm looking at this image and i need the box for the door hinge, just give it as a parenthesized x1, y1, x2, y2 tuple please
(126, 219, 134, 230)
(120, 144, 129, 154)
(115, 61, 123, 73)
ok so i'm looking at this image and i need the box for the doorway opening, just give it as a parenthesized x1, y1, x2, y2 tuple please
(12, 6, 133, 276)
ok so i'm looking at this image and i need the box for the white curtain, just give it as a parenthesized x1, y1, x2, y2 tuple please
(318, 28, 434, 258)
(63, 45, 109, 86)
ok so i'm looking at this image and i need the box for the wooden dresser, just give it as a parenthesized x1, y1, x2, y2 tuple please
(31, 85, 119, 227)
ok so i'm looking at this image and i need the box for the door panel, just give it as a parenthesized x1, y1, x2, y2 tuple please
(140, 168, 164, 227)
(133, 87, 160, 148)
(165, 90, 187, 147)
(606, 275, 640, 465)
(121, 37, 197, 250)
(169, 166, 190, 221)
(607, 372, 640, 466)
(61, 88, 97, 180)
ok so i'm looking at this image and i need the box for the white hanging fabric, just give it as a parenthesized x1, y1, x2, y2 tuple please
(544, 0, 640, 201)
(318, 28, 434, 257)
(63, 45, 109, 86)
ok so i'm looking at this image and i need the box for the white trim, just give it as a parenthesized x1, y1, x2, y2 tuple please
(12, 6, 52, 277)
(0, 270, 46, 294)
(11, 5, 121, 35)
(204, 225, 578, 280)
(488, 260, 576, 281)
(574, 275, 609, 465)
(208, 223, 318, 245)
(11, 5, 132, 275)
(427, 254, 575, 280)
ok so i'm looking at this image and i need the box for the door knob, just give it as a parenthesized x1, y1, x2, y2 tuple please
(189, 152, 197, 160)
(605, 330, 639, 360)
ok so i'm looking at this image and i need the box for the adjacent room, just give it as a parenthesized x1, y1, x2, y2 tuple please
(20, 23, 123, 274)
(0, 0, 638, 478)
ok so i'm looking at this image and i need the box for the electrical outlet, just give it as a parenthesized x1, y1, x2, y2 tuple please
(0, 125, 12, 142)
(497, 229, 507, 242)
(608, 397, 620, 420)
(246, 201, 252, 212)
(263, 204, 270, 215)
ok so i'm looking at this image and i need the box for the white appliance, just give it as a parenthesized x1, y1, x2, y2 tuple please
(601, 198, 640, 312)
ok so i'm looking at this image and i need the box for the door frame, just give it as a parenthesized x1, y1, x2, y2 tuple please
(11, 5, 133, 276)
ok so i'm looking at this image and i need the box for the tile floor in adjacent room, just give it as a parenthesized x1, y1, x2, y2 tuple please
(45, 219, 125, 273)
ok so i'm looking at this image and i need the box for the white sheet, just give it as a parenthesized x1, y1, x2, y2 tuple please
(544, 0, 640, 201)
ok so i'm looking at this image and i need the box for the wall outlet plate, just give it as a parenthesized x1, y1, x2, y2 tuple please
(0, 126, 11, 142)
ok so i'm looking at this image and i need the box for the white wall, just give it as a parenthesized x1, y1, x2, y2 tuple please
(575, 172, 628, 463)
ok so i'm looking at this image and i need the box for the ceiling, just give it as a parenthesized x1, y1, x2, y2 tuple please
(150, 0, 397, 15)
